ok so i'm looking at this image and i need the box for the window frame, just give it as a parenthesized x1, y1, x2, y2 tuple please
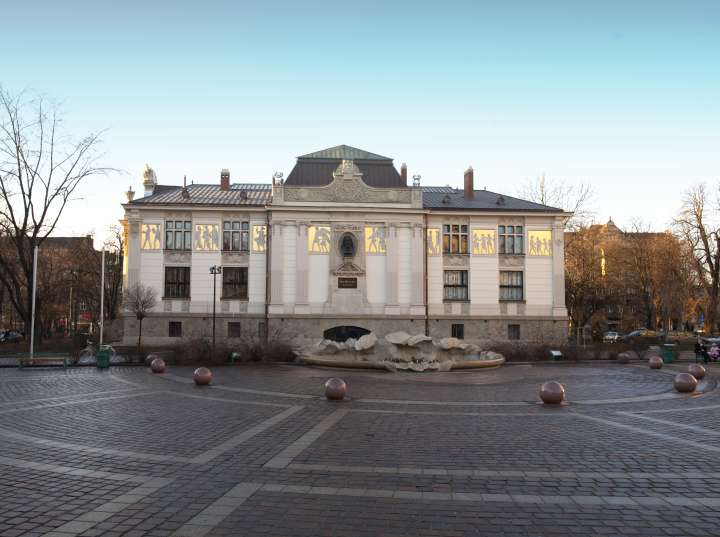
(227, 322, 241, 338)
(499, 271, 523, 301)
(169, 322, 182, 338)
(451, 324, 465, 339)
(442, 224, 468, 254)
(222, 220, 250, 252)
(164, 267, 191, 298)
(165, 220, 192, 250)
(444, 270, 469, 301)
(498, 225, 524, 255)
(222, 267, 248, 299)
(508, 324, 520, 340)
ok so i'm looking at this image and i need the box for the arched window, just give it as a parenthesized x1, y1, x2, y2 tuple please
(323, 326, 370, 343)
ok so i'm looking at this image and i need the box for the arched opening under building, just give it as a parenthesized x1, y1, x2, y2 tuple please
(323, 326, 370, 343)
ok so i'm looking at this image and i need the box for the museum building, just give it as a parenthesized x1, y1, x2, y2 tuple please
(120, 145, 569, 346)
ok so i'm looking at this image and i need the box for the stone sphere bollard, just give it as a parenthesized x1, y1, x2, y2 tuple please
(539, 381, 565, 404)
(674, 373, 697, 393)
(687, 364, 706, 380)
(194, 367, 212, 386)
(146, 354, 158, 366)
(617, 353, 630, 364)
(324, 378, 346, 400)
(648, 356, 663, 369)
(150, 358, 166, 373)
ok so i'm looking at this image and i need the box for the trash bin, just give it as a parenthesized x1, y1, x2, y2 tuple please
(96, 350, 110, 369)
(661, 344, 676, 364)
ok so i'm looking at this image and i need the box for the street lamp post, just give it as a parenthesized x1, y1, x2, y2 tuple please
(209, 265, 221, 358)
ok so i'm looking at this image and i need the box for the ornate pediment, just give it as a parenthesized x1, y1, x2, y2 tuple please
(283, 159, 411, 204)
(499, 255, 525, 267)
(221, 252, 249, 265)
(331, 258, 364, 276)
(164, 251, 191, 264)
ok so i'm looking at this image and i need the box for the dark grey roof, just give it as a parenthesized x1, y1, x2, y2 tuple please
(422, 187, 562, 211)
(130, 183, 272, 206)
(153, 185, 182, 195)
(298, 145, 391, 161)
(285, 161, 407, 188)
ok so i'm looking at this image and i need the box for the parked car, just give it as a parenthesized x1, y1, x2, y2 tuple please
(0, 331, 23, 342)
(603, 331, 622, 343)
(705, 334, 720, 345)
(620, 330, 658, 343)
(657, 330, 697, 345)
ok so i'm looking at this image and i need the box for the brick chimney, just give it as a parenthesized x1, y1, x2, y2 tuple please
(220, 169, 230, 190)
(401, 163, 407, 184)
(464, 166, 474, 199)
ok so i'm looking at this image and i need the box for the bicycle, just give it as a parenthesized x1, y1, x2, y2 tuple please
(77, 340, 117, 364)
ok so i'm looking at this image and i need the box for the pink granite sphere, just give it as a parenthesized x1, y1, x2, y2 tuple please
(674, 373, 697, 393)
(145, 354, 158, 366)
(324, 378, 346, 400)
(617, 353, 630, 364)
(687, 364, 706, 380)
(648, 356, 663, 369)
(194, 367, 212, 386)
(539, 381, 565, 404)
(150, 358, 166, 373)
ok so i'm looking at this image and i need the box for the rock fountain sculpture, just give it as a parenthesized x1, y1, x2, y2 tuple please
(294, 331, 504, 371)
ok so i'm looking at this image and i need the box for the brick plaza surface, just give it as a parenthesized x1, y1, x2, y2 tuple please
(0, 362, 719, 536)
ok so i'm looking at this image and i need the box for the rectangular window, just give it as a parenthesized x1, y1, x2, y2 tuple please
(169, 322, 182, 337)
(508, 324, 520, 340)
(222, 221, 250, 251)
(228, 322, 241, 338)
(222, 267, 248, 299)
(498, 225, 523, 254)
(442, 224, 468, 253)
(444, 270, 468, 300)
(607, 305, 614, 313)
(258, 322, 266, 338)
(164, 267, 190, 298)
(165, 221, 192, 250)
(451, 324, 464, 339)
(499, 271, 523, 301)
(79, 301, 87, 311)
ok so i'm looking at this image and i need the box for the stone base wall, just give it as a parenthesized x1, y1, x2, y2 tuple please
(121, 313, 265, 346)
(121, 312, 568, 348)
(270, 315, 568, 347)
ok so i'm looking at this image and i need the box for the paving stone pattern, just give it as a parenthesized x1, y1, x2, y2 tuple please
(0, 362, 719, 536)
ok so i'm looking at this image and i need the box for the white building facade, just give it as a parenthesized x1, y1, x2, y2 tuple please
(121, 146, 569, 345)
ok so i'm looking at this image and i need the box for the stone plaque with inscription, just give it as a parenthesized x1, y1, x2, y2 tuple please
(338, 277, 358, 289)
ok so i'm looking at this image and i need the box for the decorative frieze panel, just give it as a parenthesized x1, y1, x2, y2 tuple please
(164, 211, 191, 220)
(222, 212, 250, 221)
(472, 229, 496, 255)
(365, 227, 387, 253)
(309, 226, 331, 253)
(252, 226, 267, 252)
(194, 225, 219, 251)
(528, 230, 553, 256)
(141, 224, 161, 250)
(427, 229, 441, 255)
(499, 255, 524, 267)
(443, 254, 469, 268)
(164, 252, 191, 264)
(221, 252, 249, 265)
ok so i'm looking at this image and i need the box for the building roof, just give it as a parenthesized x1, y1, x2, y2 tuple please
(285, 145, 406, 188)
(422, 187, 562, 211)
(297, 145, 392, 161)
(129, 184, 272, 206)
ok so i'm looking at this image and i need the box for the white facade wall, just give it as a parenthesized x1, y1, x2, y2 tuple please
(308, 254, 330, 312)
(282, 221, 297, 312)
(366, 255, 386, 308)
(397, 225, 412, 313)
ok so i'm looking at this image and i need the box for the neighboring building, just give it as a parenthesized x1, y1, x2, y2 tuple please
(120, 146, 569, 345)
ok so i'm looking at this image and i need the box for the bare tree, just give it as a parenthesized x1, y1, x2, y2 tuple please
(71, 225, 125, 331)
(516, 173, 598, 231)
(565, 225, 617, 343)
(0, 85, 114, 343)
(672, 183, 720, 333)
(124, 283, 158, 347)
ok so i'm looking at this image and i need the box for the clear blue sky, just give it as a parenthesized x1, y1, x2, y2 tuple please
(2, 0, 718, 240)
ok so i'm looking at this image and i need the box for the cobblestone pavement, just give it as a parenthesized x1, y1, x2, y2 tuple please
(0, 361, 719, 536)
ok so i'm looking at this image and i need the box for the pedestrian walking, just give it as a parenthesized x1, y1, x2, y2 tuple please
(711, 343, 719, 362)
